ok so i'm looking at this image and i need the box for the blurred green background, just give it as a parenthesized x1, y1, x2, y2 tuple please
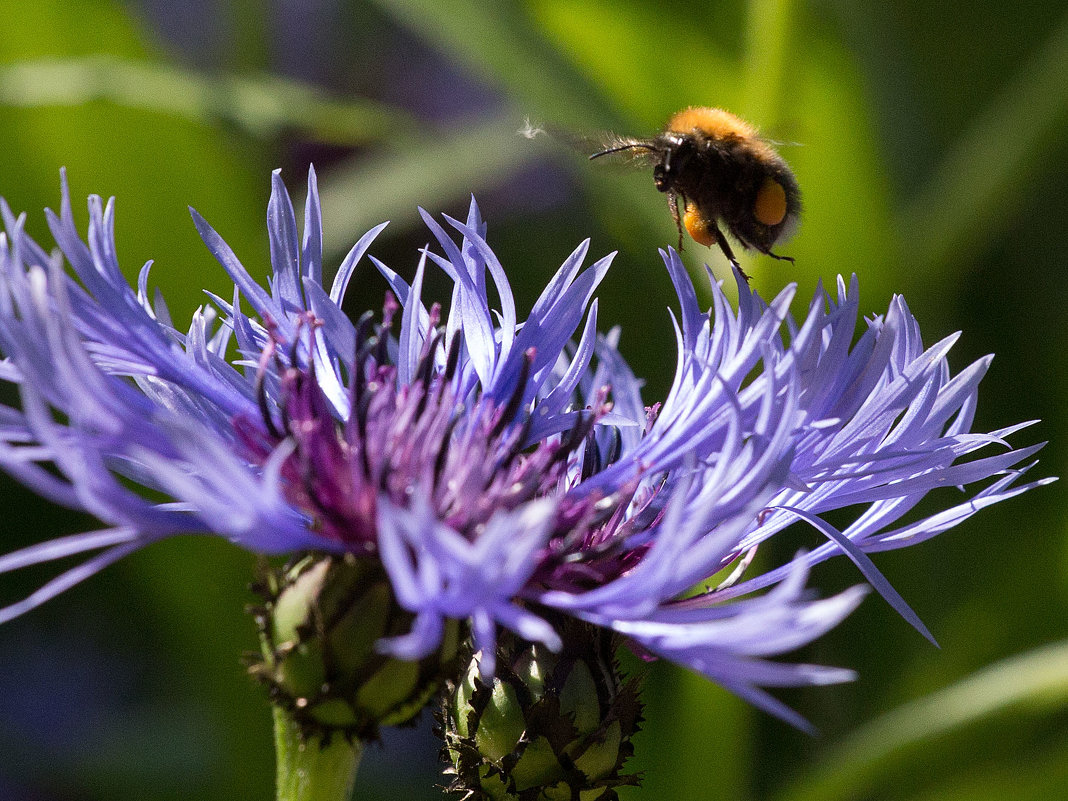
(0, 1, 1066, 799)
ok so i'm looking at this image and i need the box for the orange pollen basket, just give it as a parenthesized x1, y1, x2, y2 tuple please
(754, 178, 788, 226)
(682, 206, 717, 247)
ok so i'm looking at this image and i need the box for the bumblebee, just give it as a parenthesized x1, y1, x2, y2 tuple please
(590, 107, 801, 278)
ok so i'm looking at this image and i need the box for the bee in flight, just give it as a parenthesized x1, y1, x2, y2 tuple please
(589, 107, 801, 279)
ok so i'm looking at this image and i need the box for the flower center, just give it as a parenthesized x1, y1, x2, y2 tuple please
(236, 307, 623, 561)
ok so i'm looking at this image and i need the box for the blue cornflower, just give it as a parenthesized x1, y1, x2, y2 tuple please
(0, 168, 1050, 729)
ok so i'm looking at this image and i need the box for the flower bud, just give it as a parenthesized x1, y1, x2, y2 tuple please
(249, 553, 459, 740)
(442, 622, 641, 800)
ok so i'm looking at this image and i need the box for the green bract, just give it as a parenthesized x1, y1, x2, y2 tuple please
(443, 624, 642, 800)
(250, 554, 460, 740)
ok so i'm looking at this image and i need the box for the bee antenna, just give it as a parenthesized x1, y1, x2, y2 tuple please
(589, 142, 658, 160)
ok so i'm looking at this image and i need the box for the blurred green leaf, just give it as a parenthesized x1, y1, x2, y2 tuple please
(629, 661, 753, 801)
(370, 0, 624, 129)
(532, 0, 741, 126)
(0, 0, 144, 60)
(773, 639, 1068, 801)
(742, 0, 796, 125)
(315, 113, 541, 256)
(767, 18, 896, 305)
(898, 10, 1068, 288)
(902, 737, 1068, 801)
(0, 55, 410, 144)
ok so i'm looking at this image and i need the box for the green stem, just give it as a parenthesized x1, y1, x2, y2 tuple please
(273, 705, 363, 801)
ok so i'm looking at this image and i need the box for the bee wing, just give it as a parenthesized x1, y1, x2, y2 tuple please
(760, 136, 804, 148)
(519, 119, 595, 152)
(520, 119, 659, 164)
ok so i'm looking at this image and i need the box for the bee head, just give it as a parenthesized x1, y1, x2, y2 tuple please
(588, 131, 697, 196)
(651, 133, 694, 194)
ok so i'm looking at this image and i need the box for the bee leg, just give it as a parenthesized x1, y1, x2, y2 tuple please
(710, 224, 750, 283)
(668, 192, 685, 251)
(766, 250, 795, 264)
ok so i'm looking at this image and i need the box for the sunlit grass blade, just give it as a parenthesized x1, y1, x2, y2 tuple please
(742, 0, 796, 125)
(0, 55, 411, 144)
(773, 639, 1068, 801)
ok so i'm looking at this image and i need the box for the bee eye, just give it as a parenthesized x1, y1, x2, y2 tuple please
(652, 164, 670, 192)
